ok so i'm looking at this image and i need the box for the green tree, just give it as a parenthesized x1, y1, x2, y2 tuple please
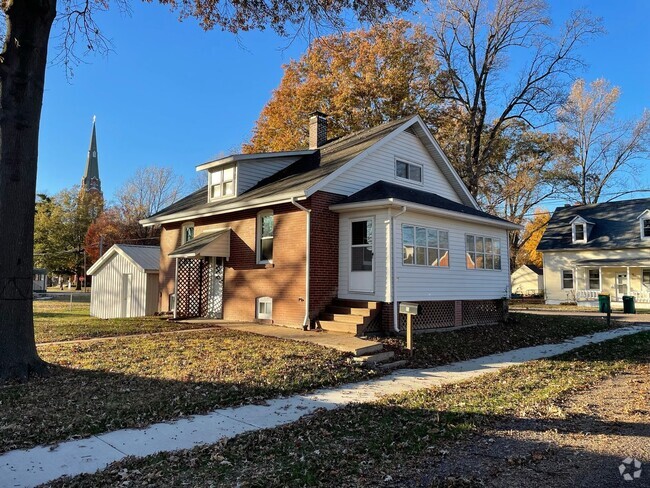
(1, 0, 409, 381)
(243, 19, 440, 153)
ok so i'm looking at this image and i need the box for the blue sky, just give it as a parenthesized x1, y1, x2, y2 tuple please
(37, 0, 650, 204)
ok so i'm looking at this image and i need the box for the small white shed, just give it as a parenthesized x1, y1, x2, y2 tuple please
(511, 264, 544, 296)
(87, 244, 160, 318)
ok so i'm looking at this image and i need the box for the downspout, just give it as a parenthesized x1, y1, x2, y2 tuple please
(390, 205, 407, 334)
(291, 198, 312, 329)
(173, 257, 179, 319)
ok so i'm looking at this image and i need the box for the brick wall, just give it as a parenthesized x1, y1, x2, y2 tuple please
(159, 202, 307, 327)
(307, 191, 346, 324)
(160, 226, 180, 312)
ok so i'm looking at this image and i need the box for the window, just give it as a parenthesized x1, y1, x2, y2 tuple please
(210, 165, 235, 200)
(351, 220, 373, 271)
(562, 269, 574, 289)
(402, 225, 449, 267)
(643, 219, 650, 238)
(257, 211, 274, 263)
(181, 222, 194, 244)
(257, 297, 272, 320)
(643, 270, 650, 288)
(588, 269, 600, 290)
(465, 234, 501, 270)
(395, 160, 422, 183)
(572, 222, 587, 243)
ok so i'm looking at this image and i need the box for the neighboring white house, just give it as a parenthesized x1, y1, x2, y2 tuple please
(33, 268, 47, 293)
(538, 198, 650, 308)
(511, 264, 543, 296)
(87, 244, 160, 318)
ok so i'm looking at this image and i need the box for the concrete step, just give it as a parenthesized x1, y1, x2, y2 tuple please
(333, 299, 378, 310)
(317, 320, 361, 335)
(320, 313, 369, 325)
(378, 359, 409, 370)
(352, 350, 395, 365)
(325, 305, 372, 316)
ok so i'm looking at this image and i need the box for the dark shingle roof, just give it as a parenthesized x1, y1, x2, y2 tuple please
(537, 198, 650, 251)
(144, 117, 414, 223)
(338, 180, 512, 225)
(525, 264, 543, 275)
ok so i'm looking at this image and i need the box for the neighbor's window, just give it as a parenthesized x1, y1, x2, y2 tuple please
(643, 219, 650, 238)
(257, 210, 274, 263)
(572, 222, 586, 242)
(210, 165, 235, 200)
(181, 222, 194, 244)
(402, 225, 449, 267)
(465, 234, 501, 270)
(588, 269, 600, 290)
(562, 269, 574, 289)
(395, 160, 422, 183)
(643, 269, 650, 288)
(257, 296, 272, 320)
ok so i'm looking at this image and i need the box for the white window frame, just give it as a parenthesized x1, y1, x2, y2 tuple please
(642, 269, 650, 289)
(394, 158, 423, 184)
(256, 210, 274, 264)
(572, 222, 587, 243)
(209, 164, 236, 201)
(587, 268, 601, 291)
(181, 222, 194, 245)
(641, 218, 650, 240)
(257, 296, 272, 319)
(464, 234, 502, 271)
(401, 224, 449, 267)
(561, 269, 574, 290)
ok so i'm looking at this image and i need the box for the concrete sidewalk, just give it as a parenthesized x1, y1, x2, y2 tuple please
(2, 324, 649, 488)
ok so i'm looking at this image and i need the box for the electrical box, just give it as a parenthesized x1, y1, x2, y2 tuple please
(399, 302, 421, 315)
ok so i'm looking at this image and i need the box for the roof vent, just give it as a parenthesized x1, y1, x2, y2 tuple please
(309, 112, 328, 149)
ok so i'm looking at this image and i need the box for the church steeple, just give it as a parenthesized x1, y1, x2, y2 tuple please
(81, 116, 102, 194)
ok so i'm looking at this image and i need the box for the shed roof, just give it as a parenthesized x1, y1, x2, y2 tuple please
(537, 197, 650, 251)
(87, 244, 160, 275)
(524, 264, 543, 275)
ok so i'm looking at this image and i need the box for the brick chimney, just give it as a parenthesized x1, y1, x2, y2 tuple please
(309, 112, 328, 149)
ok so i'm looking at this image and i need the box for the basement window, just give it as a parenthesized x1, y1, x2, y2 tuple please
(257, 297, 272, 320)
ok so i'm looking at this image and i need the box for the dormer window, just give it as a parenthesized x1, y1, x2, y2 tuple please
(642, 218, 650, 239)
(210, 165, 235, 201)
(571, 216, 590, 243)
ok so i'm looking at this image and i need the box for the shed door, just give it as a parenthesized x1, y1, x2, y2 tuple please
(121, 273, 133, 318)
(349, 218, 374, 293)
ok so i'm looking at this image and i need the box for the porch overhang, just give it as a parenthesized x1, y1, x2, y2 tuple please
(575, 258, 650, 267)
(169, 228, 231, 259)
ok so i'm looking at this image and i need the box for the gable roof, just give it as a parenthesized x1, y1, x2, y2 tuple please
(87, 244, 160, 275)
(141, 116, 476, 226)
(331, 181, 517, 229)
(525, 264, 543, 275)
(537, 197, 650, 251)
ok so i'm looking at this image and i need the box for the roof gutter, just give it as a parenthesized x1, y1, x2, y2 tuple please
(140, 194, 308, 227)
(291, 197, 312, 329)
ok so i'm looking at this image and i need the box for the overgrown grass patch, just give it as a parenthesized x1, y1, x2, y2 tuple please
(50, 331, 650, 488)
(33, 301, 213, 343)
(0, 329, 375, 453)
(381, 313, 623, 368)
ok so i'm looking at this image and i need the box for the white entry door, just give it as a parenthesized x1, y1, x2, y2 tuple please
(616, 273, 628, 299)
(121, 274, 133, 318)
(349, 218, 374, 293)
(207, 257, 224, 318)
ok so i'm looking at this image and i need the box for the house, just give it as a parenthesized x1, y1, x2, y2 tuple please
(511, 264, 543, 296)
(87, 244, 160, 318)
(537, 198, 650, 308)
(140, 114, 520, 334)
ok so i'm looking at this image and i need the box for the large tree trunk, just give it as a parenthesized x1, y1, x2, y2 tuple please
(0, 0, 56, 381)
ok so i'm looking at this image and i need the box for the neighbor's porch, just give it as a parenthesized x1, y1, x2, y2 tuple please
(573, 260, 650, 306)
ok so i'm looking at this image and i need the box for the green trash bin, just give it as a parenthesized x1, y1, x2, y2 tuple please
(622, 295, 636, 314)
(598, 294, 611, 313)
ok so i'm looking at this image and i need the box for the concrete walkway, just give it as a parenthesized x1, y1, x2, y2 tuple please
(178, 320, 383, 356)
(511, 309, 650, 323)
(2, 324, 649, 488)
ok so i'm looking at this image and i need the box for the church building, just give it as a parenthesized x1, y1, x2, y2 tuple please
(81, 116, 102, 195)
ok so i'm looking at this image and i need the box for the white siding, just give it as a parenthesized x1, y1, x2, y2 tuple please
(90, 252, 158, 319)
(392, 211, 510, 301)
(322, 131, 462, 202)
(237, 158, 298, 194)
(337, 208, 511, 302)
(511, 267, 543, 295)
